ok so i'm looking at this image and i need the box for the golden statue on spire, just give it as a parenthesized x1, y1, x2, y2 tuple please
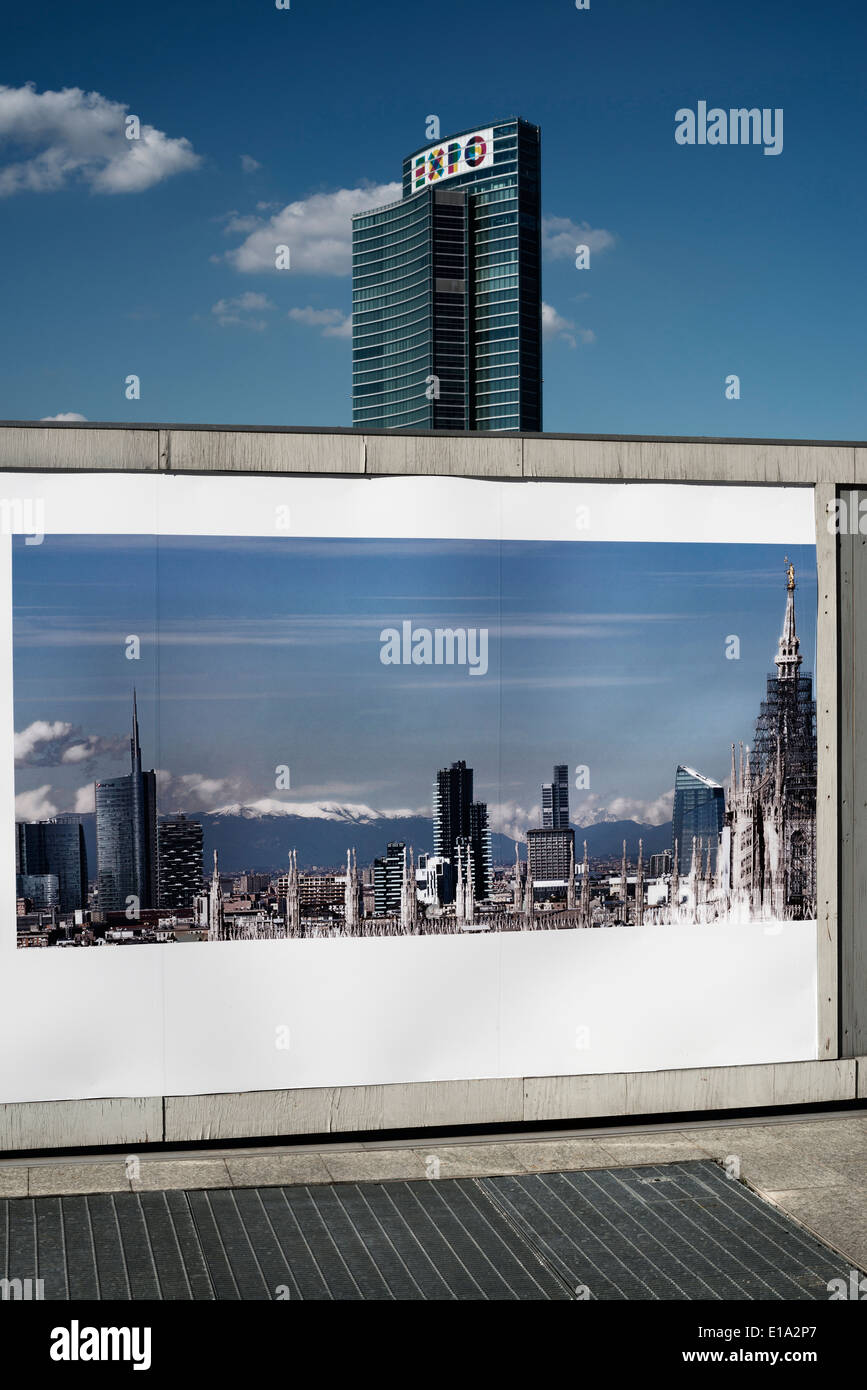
(784, 557, 795, 590)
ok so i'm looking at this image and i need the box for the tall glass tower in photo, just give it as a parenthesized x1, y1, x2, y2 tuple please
(95, 692, 158, 913)
(671, 765, 725, 876)
(542, 764, 570, 829)
(352, 117, 542, 432)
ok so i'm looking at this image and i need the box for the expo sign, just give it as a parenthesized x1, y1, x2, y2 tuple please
(412, 128, 494, 190)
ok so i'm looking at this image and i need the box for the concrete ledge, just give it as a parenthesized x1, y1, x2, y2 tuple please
(0, 1096, 163, 1153)
(0, 425, 856, 484)
(0, 425, 159, 471)
(164, 1078, 525, 1143)
(523, 1071, 629, 1121)
(521, 438, 855, 484)
(162, 429, 365, 474)
(3, 1060, 862, 1153)
(365, 432, 523, 477)
(527, 1061, 856, 1125)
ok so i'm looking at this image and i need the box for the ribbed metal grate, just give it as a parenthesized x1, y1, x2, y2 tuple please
(0, 1162, 857, 1301)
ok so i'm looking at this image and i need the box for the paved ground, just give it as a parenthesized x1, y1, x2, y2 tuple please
(0, 1162, 859, 1300)
(1, 1110, 864, 1298)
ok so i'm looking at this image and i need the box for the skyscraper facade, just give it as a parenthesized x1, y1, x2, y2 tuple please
(158, 814, 204, 910)
(469, 801, 494, 899)
(433, 759, 474, 867)
(671, 765, 725, 876)
(15, 815, 88, 912)
(649, 850, 672, 879)
(16, 873, 59, 911)
(527, 827, 575, 882)
(373, 841, 405, 916)
(352, 117, 542, 432)
(432, 760, 492, 901)
(95, 694, 158, 913)
(541, 764, 570, 829)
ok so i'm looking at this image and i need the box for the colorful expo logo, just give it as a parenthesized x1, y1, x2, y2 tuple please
(412, 128, 495, 190)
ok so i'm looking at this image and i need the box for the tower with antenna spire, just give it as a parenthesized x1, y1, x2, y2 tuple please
(94, 690, 158, 914)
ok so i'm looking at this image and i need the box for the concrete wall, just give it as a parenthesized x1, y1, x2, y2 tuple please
(0, 422, 862, 1151)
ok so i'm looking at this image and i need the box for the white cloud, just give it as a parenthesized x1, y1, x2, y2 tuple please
(220, 212, 260, 235)
(74, 784, 95, 814)
(542, 216, 615, 261)
(542, 301, 595, 348)
(15, 785, 58, 820)
(210, 798, 424, 821)
(0, 82, 201, 196)
(211, 291, 274, 330)
(223, 182, 401, 275)
(487, 801, 542, 842)
(240, 154, 261, 173)
(155, 769, 245, 813)
(572, 790, 674, 828)
(288, 305, 352, 339)
(15, 720, 125, 767)
(40, 412, 87, 421)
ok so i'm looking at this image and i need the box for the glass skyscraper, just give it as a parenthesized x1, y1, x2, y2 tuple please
(95, 693, 158, 913)
(16, 873, 59, 911)
(15, 816, 88, 913)
(352, 117, 541, 432)
(542, 764, 570, 829)
(671, 765, 725, 875)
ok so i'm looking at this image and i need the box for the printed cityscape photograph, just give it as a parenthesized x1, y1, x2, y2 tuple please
(13, 533, 817, 947)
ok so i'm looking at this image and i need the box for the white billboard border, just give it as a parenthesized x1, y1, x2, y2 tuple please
(0, 469, 829, 1121)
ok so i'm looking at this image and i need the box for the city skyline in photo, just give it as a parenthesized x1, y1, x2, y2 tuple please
(13, 534, 817, 842)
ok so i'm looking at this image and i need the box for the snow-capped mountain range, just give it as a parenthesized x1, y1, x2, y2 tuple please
(75, 801, 673, 876)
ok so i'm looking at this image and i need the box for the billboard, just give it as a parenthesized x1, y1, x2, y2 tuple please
(0, 471, 820, 1104)
(411, 128, 495, 190)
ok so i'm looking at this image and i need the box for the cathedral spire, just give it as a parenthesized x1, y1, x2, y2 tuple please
(465, 845, 475, 926)
(671, 838, 680, 916)
(523, 847, 534, 920)
(775, 559, 802, 678)
(208, 847, 224, 941)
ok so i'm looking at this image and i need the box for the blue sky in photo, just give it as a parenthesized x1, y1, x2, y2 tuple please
(1, 0, 865, 438)
(13, 535, 817, 834)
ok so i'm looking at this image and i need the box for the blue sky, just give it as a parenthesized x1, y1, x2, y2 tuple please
(1, 0, 865, 437)
(13, 537, 817, 835)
